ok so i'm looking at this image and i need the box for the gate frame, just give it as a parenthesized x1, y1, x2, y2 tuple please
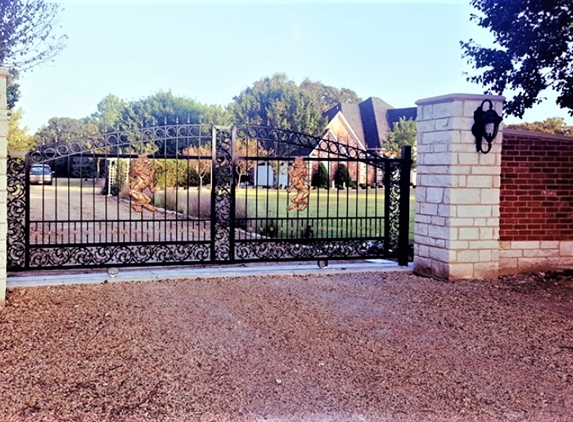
(6, 123, 412, 273)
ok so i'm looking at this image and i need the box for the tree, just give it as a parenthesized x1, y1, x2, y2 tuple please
(34, 116, 98, 145)
(91, 94, 127, 132)
(7, 69, 20, 110)
(33, 117, 99, 177)
(311, 162, 330, 189)
(0, 0, 66, 107)
(182, 144, 212, 188)
(334, 163, 351, 189)
(506, 117, 572, 136)
(229, 73, 326, 134)
(299, 78, 361, 112)
(0, 0, 66, 70)
(461, 0, 573, 118)
(198, 103, 232, 126)
(117, 90, 204, 129)
(387, 118, 417, 166)
(7, 108, 34, 151)
(113, 90, 231, 155)
(235, 138, 269, 188)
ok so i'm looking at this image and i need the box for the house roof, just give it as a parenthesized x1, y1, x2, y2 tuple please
(324, 97, 417, 150)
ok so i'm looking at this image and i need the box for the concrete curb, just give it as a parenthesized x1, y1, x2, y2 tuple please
(7, 260, 413, 288)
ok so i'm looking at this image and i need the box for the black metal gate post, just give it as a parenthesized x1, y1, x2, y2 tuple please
(398, 145, 412, 266)
(210, 125, 235, 262)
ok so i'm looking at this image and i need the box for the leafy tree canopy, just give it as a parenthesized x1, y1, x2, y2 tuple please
(7, 69, 20, 110)
(116, 90, 204, 129)
(34, 116, 97, 146)
(506, 116, 572, 136)
(0, 0, 66, 107)
(7, 108, 34, 151)
(230, 73, 360, 134)
(388, 118, 417, 165)
(90, 94, 127, 132)
(299, 78, 361, 111)
(113, 90, 231, 130)
(461, 0, 573, 118)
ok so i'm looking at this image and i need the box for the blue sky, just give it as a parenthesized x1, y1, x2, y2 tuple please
(16, 0, 573, 133)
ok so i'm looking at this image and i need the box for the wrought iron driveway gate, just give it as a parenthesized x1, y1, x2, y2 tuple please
(7, 124, 411, 272)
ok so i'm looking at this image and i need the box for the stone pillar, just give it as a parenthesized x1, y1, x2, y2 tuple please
(414, 93, 504, 280)
(0, 69, 8, 307)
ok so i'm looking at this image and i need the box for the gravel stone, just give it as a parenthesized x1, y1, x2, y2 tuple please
(1, 270, 572, 421)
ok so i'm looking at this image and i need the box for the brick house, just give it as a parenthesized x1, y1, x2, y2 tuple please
(309, 97, 416, 186)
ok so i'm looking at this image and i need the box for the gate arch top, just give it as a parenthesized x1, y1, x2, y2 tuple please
(28, 124, 402, 168)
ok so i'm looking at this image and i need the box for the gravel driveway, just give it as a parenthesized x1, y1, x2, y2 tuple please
(1, 270, 573, 422)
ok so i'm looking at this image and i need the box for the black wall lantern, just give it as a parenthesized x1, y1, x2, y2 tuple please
(471, 99, 503, 154)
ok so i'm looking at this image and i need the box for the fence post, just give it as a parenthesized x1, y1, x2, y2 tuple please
(0, 69, 9, 307)
(414, 93, 504, 280)
(398, 145, 412, 266)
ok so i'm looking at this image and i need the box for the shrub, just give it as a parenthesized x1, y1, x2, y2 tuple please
(334, 163, 351, 188)
(311, 162, 330, 189)
(71, 157, 98, 179)
(152, 188, 212, 218)
(153, 159, 207, 189)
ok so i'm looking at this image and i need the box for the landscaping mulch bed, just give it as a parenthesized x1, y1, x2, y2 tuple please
(1, 269, 572, 421)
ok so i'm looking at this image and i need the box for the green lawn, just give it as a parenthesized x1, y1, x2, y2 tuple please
(234, 187, 416, 240)
(149, 186, 415, 241)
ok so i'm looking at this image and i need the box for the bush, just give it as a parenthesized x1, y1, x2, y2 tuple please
(334, 163, 352, 188)
(153, 159, 207, 189)
(152, 188, 212, 218)
(71, 157, 98, 179)
(311, 163, 330, 189)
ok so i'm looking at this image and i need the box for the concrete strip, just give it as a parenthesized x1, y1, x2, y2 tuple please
(7, 261, 412, 288)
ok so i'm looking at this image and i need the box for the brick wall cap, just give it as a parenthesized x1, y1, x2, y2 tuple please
(416, 93, 505, 106)
(504, 128, 573, 142)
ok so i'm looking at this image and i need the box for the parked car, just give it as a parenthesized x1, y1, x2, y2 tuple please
(29, 164, 53, 185)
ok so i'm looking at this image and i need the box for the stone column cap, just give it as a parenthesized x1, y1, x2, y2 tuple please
(0, 68, 9, 78)
(416, 93, 505, 106)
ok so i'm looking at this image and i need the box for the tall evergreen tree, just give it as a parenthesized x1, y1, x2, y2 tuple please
(334, 163, 351, 189)
(311, 162, 330, 189)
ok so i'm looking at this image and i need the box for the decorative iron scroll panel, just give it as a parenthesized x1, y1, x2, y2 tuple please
(7, 124, 411, 271)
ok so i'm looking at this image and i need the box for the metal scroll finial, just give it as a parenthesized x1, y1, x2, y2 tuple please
(286, 157, 310, 212)
(129, 154, 157, 212)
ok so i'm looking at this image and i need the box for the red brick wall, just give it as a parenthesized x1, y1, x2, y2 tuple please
(500, 129, 573, 241)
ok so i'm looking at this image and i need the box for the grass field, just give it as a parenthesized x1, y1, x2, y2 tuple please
(70, 181, 416, 241)
(235, 187, 416, 240)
